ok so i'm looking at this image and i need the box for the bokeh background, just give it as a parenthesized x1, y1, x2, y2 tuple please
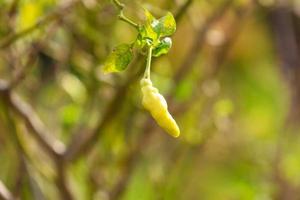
(1, 0, 300, 199)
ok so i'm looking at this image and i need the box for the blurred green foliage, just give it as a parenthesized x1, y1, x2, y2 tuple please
(1, 0, 300, 199)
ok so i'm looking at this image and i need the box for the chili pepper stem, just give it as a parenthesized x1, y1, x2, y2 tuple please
(144, 47, 153, 80)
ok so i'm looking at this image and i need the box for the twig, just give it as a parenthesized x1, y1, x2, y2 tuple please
(1, 104, 27, 199)
(0, 180, 14, 200)
(174, 0, 194, 22)
(55, 159, 74, 200)
(8, 0, 19, 18)
(112, 0, 139, 29)
(174, 4, 251, 114)
(268, 4, 300, 124)
(12, 156, 25, 199)
(173, 0, 234, 84)
(112, 0, 125, 10)
(174, 0, 198, 30)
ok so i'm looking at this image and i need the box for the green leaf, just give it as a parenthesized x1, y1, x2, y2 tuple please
(137, 8, 158, 47)
(144, 8, 155, 23)
(138, 25, 157, 46)
(136, 9, 176, 51)
(103, 44, 133, 73)
(152, 12, 176, 37)
(152, 37, 172, 57)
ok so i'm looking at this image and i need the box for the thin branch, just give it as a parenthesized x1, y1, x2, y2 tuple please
(0, 181, 14, 200)
(268, 4, 300, 124)
(174, 4, 252, 114)
(112, 0, 139, 29)
(174, 0, 194, 22)
(9, 92, 65, 157)
(8, 0, 19, 18)
(55, 159, 74, 200)
(174, 0, 199, 30)
(173, 0, 234, 83)
(1, 94, 71, 200)
(0, 80, 65, 159)
(12, 156, 25, 199)
(112, 0, 125, 10)
(0, 0, 79, 49)
(119, 12, 139, 29)
(9, 43, 41, 89)
(1, 104, 26, 199)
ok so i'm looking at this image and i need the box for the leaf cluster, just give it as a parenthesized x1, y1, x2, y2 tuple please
(103, 9, 176, 73)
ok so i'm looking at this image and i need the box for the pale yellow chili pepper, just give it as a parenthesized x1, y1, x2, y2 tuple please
(141, 78, 180, 137)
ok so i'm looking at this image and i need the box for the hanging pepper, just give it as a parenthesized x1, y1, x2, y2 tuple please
(141, 78, 180, 137)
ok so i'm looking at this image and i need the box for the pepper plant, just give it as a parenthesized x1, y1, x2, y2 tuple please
(103, 0, 180, 137)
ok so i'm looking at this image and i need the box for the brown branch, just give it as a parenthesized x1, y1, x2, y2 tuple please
(267, 3, 300, 199)
(173, 0, 234, 84)
(1, 91, 72, 200)
(174, 4, 252, 114)
(55, 159, 74, 200)
(174, 0, 194, 22)
(9, 43, 41, 89)
(0, 81, 71, 199)
(0, 0, 80, 49)
(0, 181, 14, 200)
(12, 156, 26, 199)
(174, 0, 197, 30)
(0, 80, 65, 159)
(268, 4, 300, 125)
(1, 104, 27, 199)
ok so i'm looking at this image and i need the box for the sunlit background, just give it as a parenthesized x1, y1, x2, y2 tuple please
(1, 0, 300, 199)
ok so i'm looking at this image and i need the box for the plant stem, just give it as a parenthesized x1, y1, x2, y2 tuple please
(112, 0, 139, 29)
(119, 11, 139, 29)
(144, 47, 153, 79)
(112, 0, 124, 10)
